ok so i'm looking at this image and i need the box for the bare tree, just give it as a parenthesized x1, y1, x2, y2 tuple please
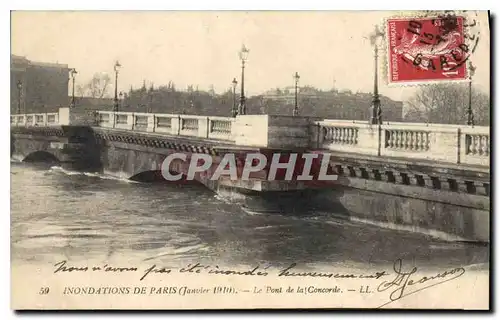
(75, 84, 85, 98)
(78, 73, 112, 98)
(404, 83, 490, 126)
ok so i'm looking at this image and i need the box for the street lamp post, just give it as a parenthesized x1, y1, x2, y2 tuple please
(467, 61, 476, 126)
(238, 45, 249, 115)
(113, 61, 121, 112)
(293, 72, 300, 116)
(16, 80, 22, 114)
(69, 68, 77, 108)
(232, 78, 238, 117)
(369, 26, 384, 125)
(368, 26, 385, 158)
(370, 44, 382, 125)
(148, 87, 153, 113)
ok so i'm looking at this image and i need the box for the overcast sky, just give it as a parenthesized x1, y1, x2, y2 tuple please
(11, 11, 490, 101)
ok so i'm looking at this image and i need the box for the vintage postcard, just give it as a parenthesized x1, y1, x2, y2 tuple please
(10, 10, 490, 310)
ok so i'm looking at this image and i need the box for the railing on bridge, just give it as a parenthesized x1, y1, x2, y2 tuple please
(95, 111, 235, 142)
(313, 120, 490, 167)
(10, 109, 490, 167)
(11, 113, 59, 127)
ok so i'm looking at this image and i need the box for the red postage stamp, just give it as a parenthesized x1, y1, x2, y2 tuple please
(387, 16, 469, 84)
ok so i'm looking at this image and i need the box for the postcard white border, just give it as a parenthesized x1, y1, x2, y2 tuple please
(2, 1, 497, 319)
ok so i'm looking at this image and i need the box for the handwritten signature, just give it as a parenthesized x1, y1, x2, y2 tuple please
(376, 259, 465, 308)
(52, 258, 467, 307)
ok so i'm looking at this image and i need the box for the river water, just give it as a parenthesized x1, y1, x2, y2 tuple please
(11, 161, 489, 271)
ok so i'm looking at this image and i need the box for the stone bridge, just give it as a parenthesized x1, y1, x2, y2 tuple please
(11, 107, 491, 242)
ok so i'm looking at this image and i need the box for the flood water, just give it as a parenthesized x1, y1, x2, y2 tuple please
(10, 161, 489, 271)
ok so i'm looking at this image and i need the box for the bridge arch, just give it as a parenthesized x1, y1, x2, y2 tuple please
(128, 169, 203, 186)
(129, 170, 167, 182)
(23, 151, 60, 164)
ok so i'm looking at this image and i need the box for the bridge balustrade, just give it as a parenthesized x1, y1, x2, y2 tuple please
(47, 114, 57, 124)
(314, 120, 490, 167)
(155, 115, 175, 133)
(10, 113, 59, 127)
(208, 117, 233, 140)
(461, 126, 490, 166)
(10, 109, 489, 167)
(94, 111, 235, 142)
(98, 112, 110, 125)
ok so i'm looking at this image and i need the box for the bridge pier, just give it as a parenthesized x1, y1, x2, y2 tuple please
(216, 187, 327, 215)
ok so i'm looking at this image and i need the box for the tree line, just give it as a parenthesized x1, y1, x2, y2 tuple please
(75, 73, 490, 125)
(403, 83, 490, 126)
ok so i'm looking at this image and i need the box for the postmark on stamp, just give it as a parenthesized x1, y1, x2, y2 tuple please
(387, 15, 470, 84)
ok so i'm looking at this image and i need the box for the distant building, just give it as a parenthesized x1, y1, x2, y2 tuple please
(262, 86, 317, 104)
(261, 86, 403, 121)
(11, 54, 70, 114)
